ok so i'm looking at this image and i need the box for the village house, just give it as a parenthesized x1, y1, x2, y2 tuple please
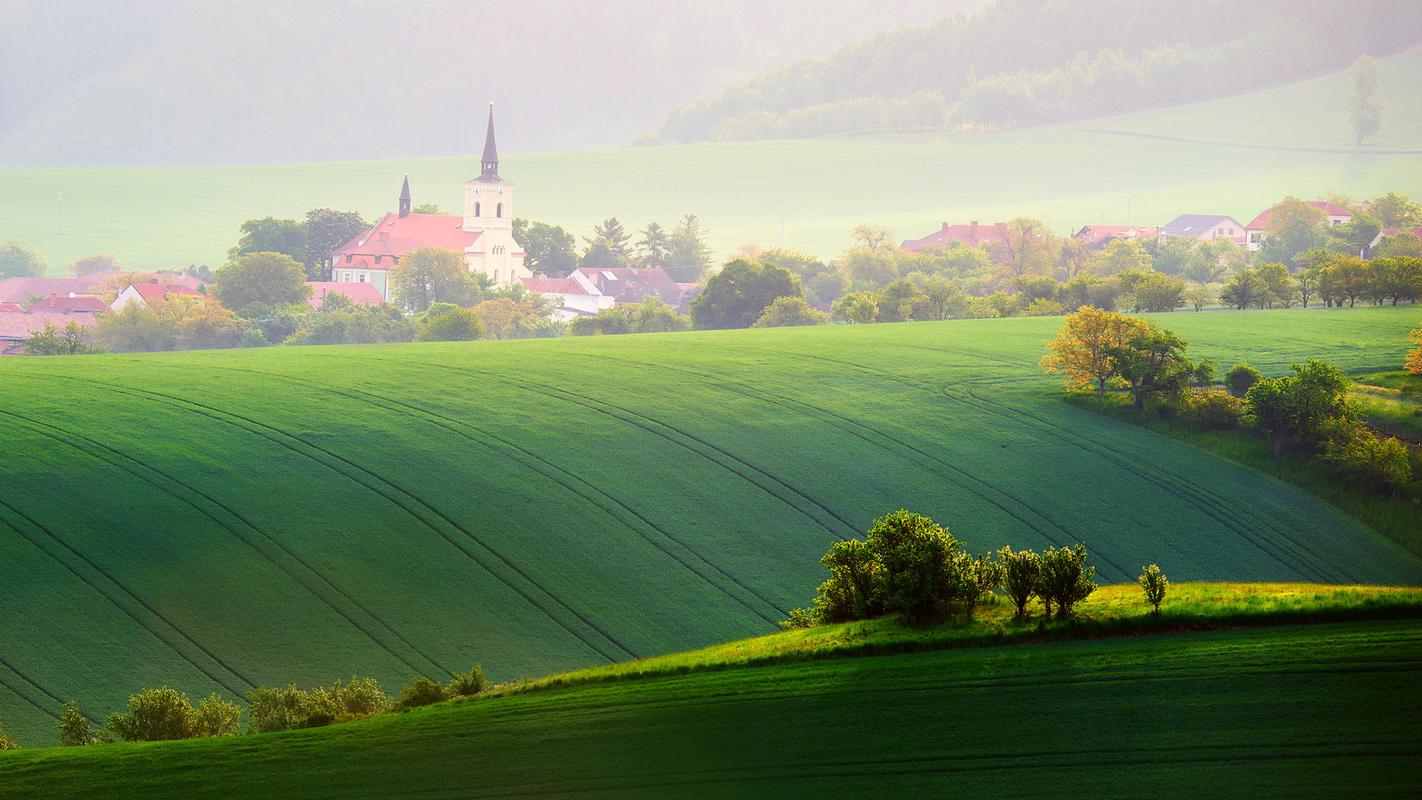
(111, 281, 203, 312)
(1243, 201, 1352, 251)
(521, 267, 694, 323)
(304, 281, 385, 310)
(901, 220, 1010, 253)
(0, 311, 99, 355)
(329, 104, 529, 301)
(0, 273, 116, 305)
(27, 294, 110, 314)
(1158, 214, 1247, 245)
(1070, 225, 1159, 249)
(1363, 226, 1422, 258)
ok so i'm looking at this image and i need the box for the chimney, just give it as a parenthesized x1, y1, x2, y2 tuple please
(941, 222, 949, 232)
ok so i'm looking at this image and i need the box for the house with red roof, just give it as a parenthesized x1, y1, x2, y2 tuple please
(0, 311, 98, 356)
(521, 267, 691, 322)
(0, 273, 115, 305)
(1244, 201, 1352, 251)
(330, 104, 528, 303)
(901, 221, 1010, 253)
(111, 282, 203, 312)
(305, 281, 385, 310)
(1364, 227, 1422, 258)
(1071, 225, 1159, 250)
(27, 294, 110, 314)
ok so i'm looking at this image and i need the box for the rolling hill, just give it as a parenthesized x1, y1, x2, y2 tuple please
(0, 308, 1418, 745)
(1, 48, 1419, 271)
(0, 585, 1419, 798)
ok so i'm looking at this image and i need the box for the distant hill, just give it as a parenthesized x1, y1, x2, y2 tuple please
(643, 0, 1422, 144)
(0, 310, 1416, 744)
(0, 0, 979, 166)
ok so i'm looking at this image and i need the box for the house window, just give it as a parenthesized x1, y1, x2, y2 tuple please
(493, 270, 500, 282)
(345, 255, 352, 263)
(475, 202, 481, 217)
(496, 203, 503, 219)
(357, 273, 367, 283)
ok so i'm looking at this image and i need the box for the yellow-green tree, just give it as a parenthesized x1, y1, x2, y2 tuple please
(1040, 306, 1150, 397)
(1407, 324, 1422, 375)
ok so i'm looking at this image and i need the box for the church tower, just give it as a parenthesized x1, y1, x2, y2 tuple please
(461, 102, 527, 285)
(398, 174, 411, 218)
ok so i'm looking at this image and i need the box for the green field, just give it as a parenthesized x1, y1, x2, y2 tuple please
(1, 50, 1419, 270)
(1, 595, 1418, 798)
(0, 307, 1418, 745)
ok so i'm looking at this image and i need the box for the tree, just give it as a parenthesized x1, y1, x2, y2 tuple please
(753, 296, 829, 327)
(875, 278, 927, 322)
(411, 203, 446, 214)
(995, 217, 1061, 277)
(1245, 359, 1354, 456)
(666, 214, 714, 282)
(470, 297, 548, 340)
(56, 700, 93, 746)
(866, 509, 963, 622)
(1219, 268, 1270, 310)
(0, 721, 17, 751)
(1040, 307, 1151, 398)
(25, 322, 103, 355)
(1037, 544, 1096, 619)
(635, 222, 671, 268)
(1184, 282, 1217, 312)
(212, 251, 309, 312)
(1108, 327, 1195, 410)
(285, 306, 415, 346)
(512, 219, 578, 276)
(690, 259, 800, 329)
(841, 245, 898, 289)
(303, 209, 368, 281)
(1367, 192, 1420, 229)
(389, 247, 472, 312)
(104, 688, 196, 742)
(832, 290, 879, 324)
(1138, 564, 1168, 614)
(1348, 54, 1383, 148)
(171, 296, 249, 349)
(415, 306, 486, 341)
(851, 224, 894, 252)
(1056, 237, 1092, 279)
(97, 304, 178, 352)
(1258, 198, 1328, 267)
(70, 254, 121, 276)
(625, 296, 690, 332)
(1318, 255, 1370, 307)
(190, 694, 241, 737)
(583, 218, 632, 267)
(997, 546, 1041, 618)
(1256, 262, 1297, 307)
(398, 676, 450, 709)
(1151, 237, 1197, 278)
(1090, 238, 1152, 275)
(447, 665, 488, 698)
(911, 274, 969, 320)
(0, 241, 45, 278)
(1408, 324, 1422, 376)
(1225, 363, 1262, 396)
(808, 538, 882, 623)
(230, 217, 307, 262)
(1131, 271, 1185, 312)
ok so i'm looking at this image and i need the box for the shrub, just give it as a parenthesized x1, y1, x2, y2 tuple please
(0, 721, 18, 750)
(1322, 422, 1413, 491)
(1226, 362, 1262, 396)
(104, 688, 196, 742)
(753, 296, 829, 327)
(959, 552, 1003, 617)
(1037, 544, 1097, 619)
(415, 307, 486, 342)
(249, 677, 391, 732)
(1138, 564, 1168, 614)
(56, 700, 92, 746)
(778, 607, 817, 630)
(190, 693, 241, 737)
(997, 546, 1042, 618)
(447, 665, 489, 698)
(398, 676, 450, 709)
(867, 509, 963, 622)
(248, 685, 310, 733)
(810, 538, 882, 623)
(1180, 388, 1244, 429)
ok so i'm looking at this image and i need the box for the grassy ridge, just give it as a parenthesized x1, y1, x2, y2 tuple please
(1, 597, 1418, 798)
(0, 308, 1418, 745)
(1, 50, 1419, 268)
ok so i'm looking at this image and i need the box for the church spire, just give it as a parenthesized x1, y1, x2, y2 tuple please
(398, 174, 411, 218)
(480, 101, 499, 180)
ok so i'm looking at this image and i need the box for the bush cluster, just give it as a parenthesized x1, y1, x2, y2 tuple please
(100, 688, 241, 742)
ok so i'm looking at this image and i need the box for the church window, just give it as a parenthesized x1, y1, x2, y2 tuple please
(475, 202, 481, 217)
(493, 270, 500, 282)
(496, 203, 503, 219)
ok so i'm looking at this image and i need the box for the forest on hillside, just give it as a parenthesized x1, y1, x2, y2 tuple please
(643, 0, 1422, 144)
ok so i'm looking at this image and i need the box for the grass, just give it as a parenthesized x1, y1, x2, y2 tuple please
(1, 51, 1420, 269)
(0, 586, 1418, 799)
(0, 306, 1419, 746)
(1353, 371, 1422, 442)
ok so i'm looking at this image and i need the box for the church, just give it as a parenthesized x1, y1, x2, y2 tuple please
(329, 104, 530, 301)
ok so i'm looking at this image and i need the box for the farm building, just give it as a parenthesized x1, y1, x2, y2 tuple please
(1244, 201, 1352, 251)
(329, 104, 529, 300)
(26, 294, 109, 314)
(0, 310, 98, 355)
(1159, 214, 1247, 244)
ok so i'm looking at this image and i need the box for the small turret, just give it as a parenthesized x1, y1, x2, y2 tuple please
(398, 174, 412, 218)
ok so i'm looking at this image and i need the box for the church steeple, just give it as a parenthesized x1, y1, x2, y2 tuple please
(398, 174, 411, 218)
(480, 102, 499, 181)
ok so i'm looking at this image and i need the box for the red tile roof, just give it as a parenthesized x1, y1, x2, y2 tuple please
(0, 310, 99, 341)
(0, 274, 113, 304)
(0, 302, 25, 313)
(576, 268, 686, 306)
(1246, 201, 1353, 231)
(305, 281, 385, 309)
(129, 282, 202, 308)
(27, 294, 109, 314)
(901, 221, 1010, 253)
(333, 213, 483, 269)
(1071, 225, 1159, 246)
(1378, 227, 1422, 240)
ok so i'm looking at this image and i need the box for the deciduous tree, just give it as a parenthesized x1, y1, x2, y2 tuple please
(690, 259, 800, 329)
(0, 241, 44, 279)
(1138, 564, 1168, 614)
(303, 209, 368, 281)
(212, 251, 309, 312)
(1348, 54, 1383, 148)
(390, 247, 472, 312)
(753, 295, 828, 327)
(513, 219, 578, 276)
(1040, 307, 1151, 397)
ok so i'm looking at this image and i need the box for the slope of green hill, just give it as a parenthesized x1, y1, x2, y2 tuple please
(0, 308, 1418, 745)
(1, 589, 1419, 799)
(0, 49, 1418, 270)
